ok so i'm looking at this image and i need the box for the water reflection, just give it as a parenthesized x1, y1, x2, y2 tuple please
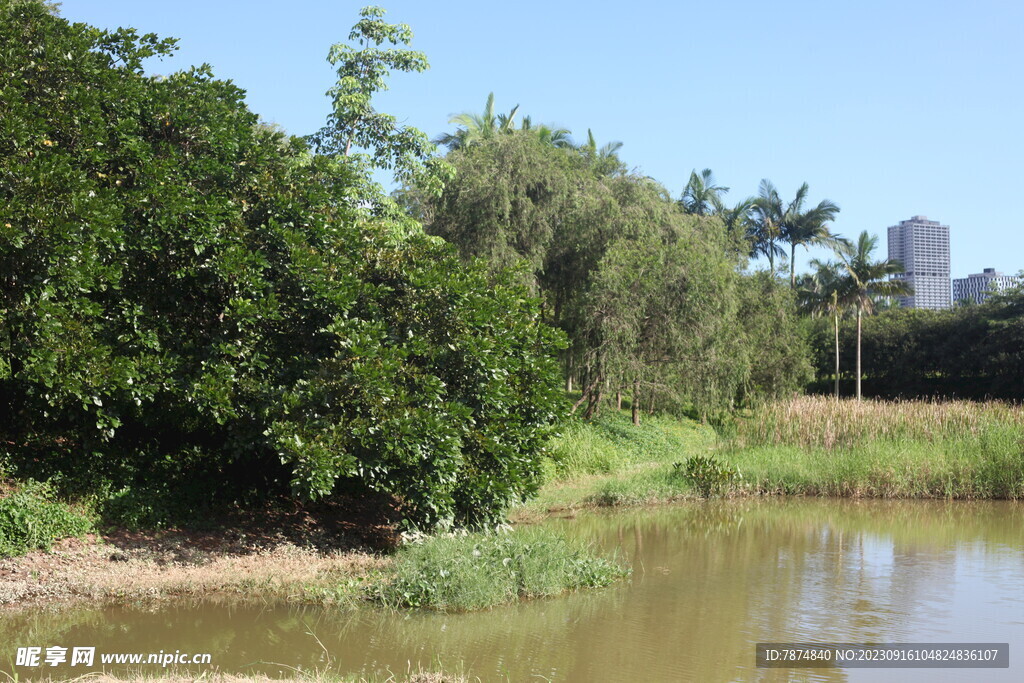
(2, 500, 1022, 682)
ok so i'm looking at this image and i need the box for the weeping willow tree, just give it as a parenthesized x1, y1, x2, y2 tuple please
(416, 130, 811, 419)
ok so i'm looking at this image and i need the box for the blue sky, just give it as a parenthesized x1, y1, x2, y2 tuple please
(59, 0, 1024, 279)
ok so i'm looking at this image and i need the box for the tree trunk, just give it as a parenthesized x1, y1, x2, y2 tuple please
(570, 375, 600, 415)
(834, 312, 840, 399)
(616, 391, 622, 411)
(631, 381, 640, 426)
(790, 243, 797, 287)
(856, 305, 863, 401)
(585, 385, 603, 419)
(566, 375, 572, 393)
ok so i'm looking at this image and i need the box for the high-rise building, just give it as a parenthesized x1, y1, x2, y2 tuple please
(887, 215, 951, 310)
(953, 268, 1022, 304)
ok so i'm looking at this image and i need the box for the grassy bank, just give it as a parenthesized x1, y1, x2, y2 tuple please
(5, 397, 1019, 610)
(722, 397, 1024, 498)
(520, 397, 1024, 514)
(518, 411, 719, 514)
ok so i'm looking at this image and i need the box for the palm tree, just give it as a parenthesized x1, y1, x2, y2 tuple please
(748, 179, 786, 271)
(833, 231, 913, 400)
(781, 183, 841, 288)
(679, 168, 729, 216)
(433, 92, 519, 150)
(520, 116, 574, 148)
(580, 129, 624, 176)
(799, 257, 855, 398)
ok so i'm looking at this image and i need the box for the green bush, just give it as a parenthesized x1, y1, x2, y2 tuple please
(674, 455, 740, 498)
(374, 528, 628, 611)
(0, 481, 95, 557)
(0, 4, 564, 528)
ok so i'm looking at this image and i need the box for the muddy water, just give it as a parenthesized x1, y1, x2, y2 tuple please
(3, 499, 1024, 682)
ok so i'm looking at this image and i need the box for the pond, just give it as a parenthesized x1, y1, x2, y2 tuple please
(3, 499, 1023, 681)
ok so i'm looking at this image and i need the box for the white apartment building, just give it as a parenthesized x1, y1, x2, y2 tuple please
(887, 215, 951, 310)
(953, 268, 1022, 304)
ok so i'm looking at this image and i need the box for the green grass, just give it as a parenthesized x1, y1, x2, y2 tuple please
(521, 411, 718, 512)
(372, 527, 628, 611)
(0, 480, 96, 558)
(722, 425, 1024, 498)
(524, 398, 1024, 513)
(718, 397, 1024, 499)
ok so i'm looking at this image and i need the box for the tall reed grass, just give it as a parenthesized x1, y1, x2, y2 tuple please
(728, 396, 1024, 449)
(722, 397, 1024, 499)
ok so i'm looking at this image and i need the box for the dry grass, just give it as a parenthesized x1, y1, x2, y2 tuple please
(730, 396, 1024, 449)
(0, 535, 388, 607)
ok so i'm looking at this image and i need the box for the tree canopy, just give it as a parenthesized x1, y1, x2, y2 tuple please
(0, 2, 564, 528)
(416, 130, 811, 419)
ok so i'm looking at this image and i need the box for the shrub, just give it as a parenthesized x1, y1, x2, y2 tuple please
(674, 455, 740, 498)
(0, 481, 95, 557)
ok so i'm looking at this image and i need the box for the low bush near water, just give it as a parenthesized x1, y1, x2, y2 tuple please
(674, 456, 740, 498)
(373, 528, 628, 611)
(0, 481, 95, 557)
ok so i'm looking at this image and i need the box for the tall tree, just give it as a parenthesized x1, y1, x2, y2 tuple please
(305, 6, 448, 195)
(781, 183, 841, 287)
(748, 179, 786, 271)
(580, 129, 625, 176)
(679, 168, 729, 216)
(433, 92, 519, 150)
(799, 258, 855, 397)
(834, 232, 913, 400)
(0, 1, 563, 528)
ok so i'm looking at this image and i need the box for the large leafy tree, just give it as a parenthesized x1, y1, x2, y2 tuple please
(833, 232, 912, 400)
(0, 2, 563, 527)
(420, 132, 810, 419)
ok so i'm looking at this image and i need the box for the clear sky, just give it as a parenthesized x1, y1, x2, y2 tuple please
(59, 0, 1024, 280)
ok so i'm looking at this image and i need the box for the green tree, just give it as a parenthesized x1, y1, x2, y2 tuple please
(580, 129, 625, 176)
(433, 92, 521, 151)
(306, 5, 449, 196)
(679, 168, 728, 216)
(748, 179, 786, 271)
(781, 183, 841, 287)
(0, 2, 563, 528)
(834, 232, 912, 400)
(799, 258, 854, 397)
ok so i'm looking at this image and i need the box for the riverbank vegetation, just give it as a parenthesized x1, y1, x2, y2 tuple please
(373, 528, 627, 611)
(523, 397, 1024, 513)
(722, 397, 1024, 498)
(2, 2, 1024, 624)
(0, 2, 563, 532)
(0, 480, 94, 557)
